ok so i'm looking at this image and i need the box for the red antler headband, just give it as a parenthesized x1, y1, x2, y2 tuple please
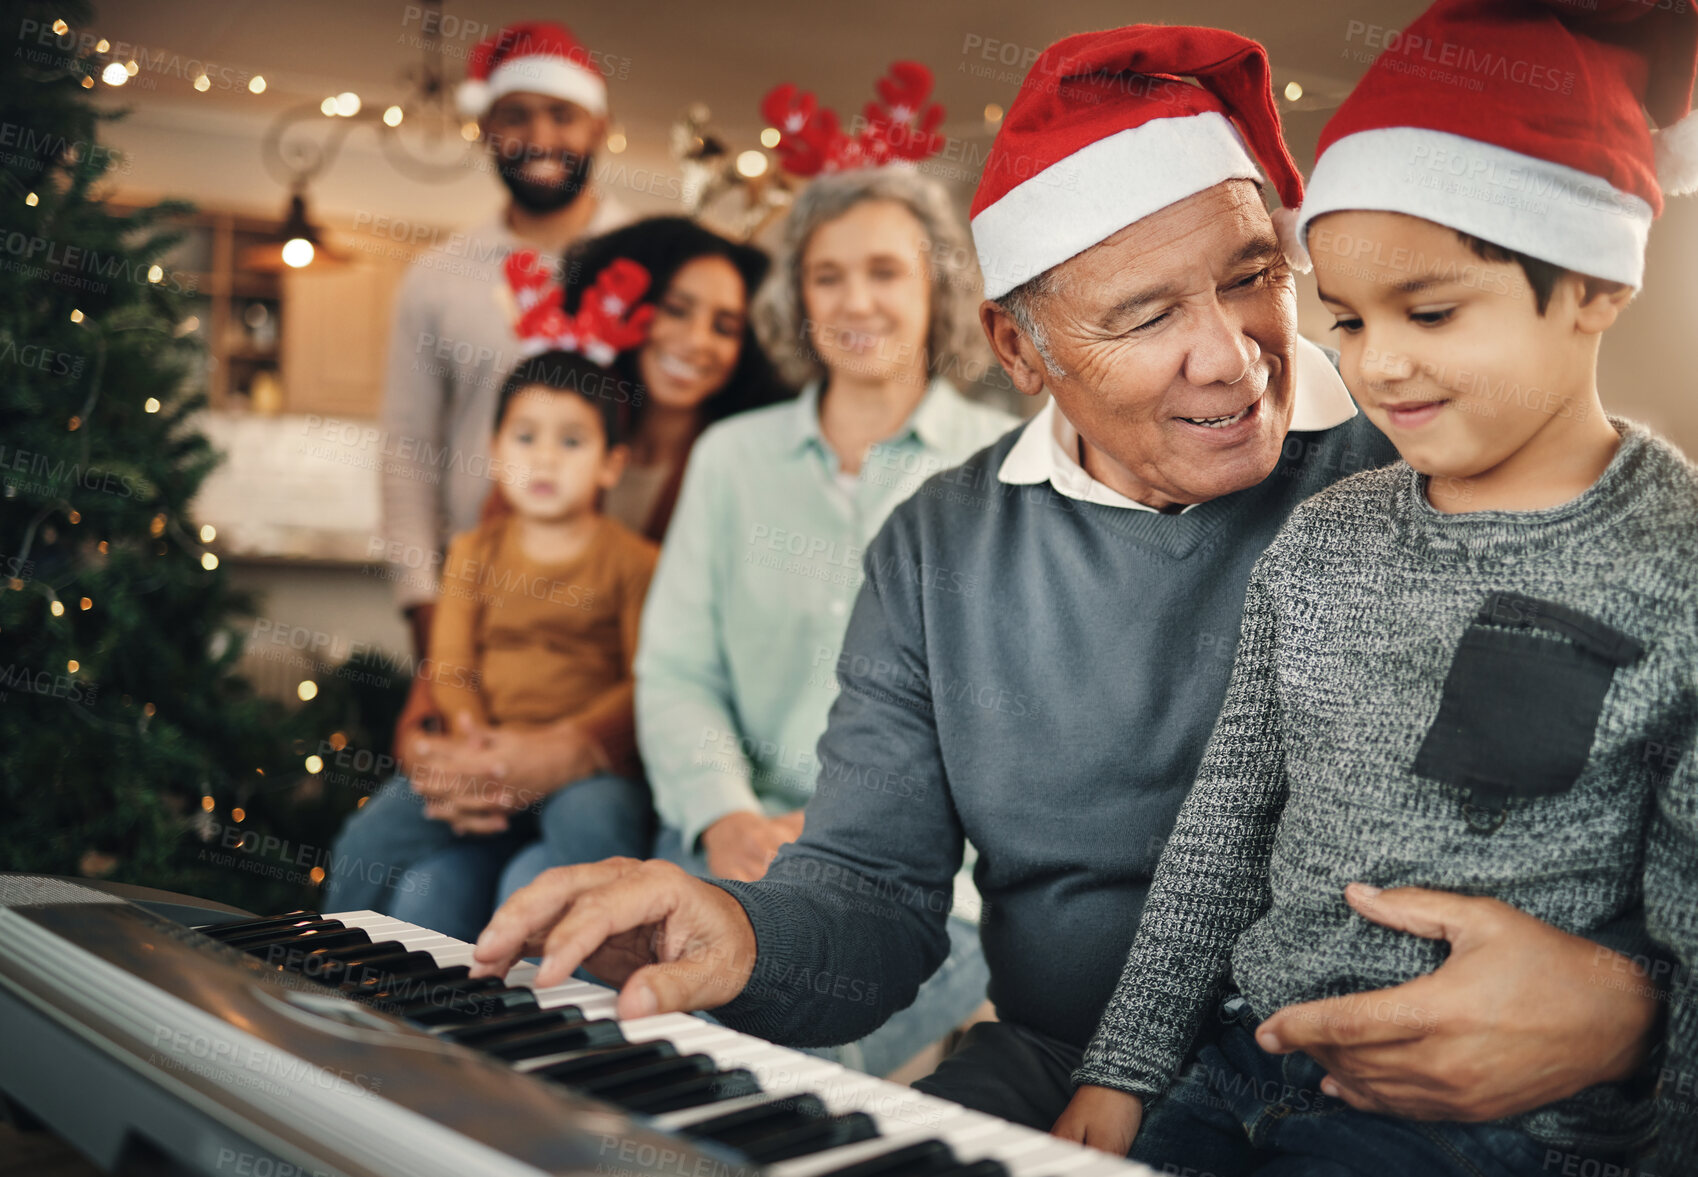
(760, 61, 945, 176)
(503, 251, 656, 365)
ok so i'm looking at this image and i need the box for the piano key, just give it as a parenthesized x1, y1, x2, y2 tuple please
(436, 1006, 586, 1045)
(246, 926, 373, 962)
(482, 1018, 626, 1061)
(576, 1052, 714, 1094)
(333, 952, 445, 990)
(617, 1068, 763, 1116)
(216, 918, 346, 949)
(523, 1041, 678, 1080)
(773, 1136, 965, 1177)
(193, 910, 320, 939)
(387, 986, 538, 1025)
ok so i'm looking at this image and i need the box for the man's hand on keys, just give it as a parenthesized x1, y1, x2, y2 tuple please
(470, 858, 759, 1021)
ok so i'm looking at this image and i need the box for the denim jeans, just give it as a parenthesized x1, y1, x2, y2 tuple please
(1131, 994, 1624, 1177)
(651, 824, 991, 1079)
(494, 774, 656, 906)
(324, 773, 648, 942)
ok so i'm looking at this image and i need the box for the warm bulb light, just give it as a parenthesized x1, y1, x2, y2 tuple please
(200, 795, 215, 812)
(200, 524, 216, 542)
(79, 597, 92, 610)
(736, 150, 768, 178)
(606, 131, 627, 154)
(124, 60, 138, 77)
(147, 264, 163, 283)
(305, 755, 324, 773)
(52, 19, 68, 34)
(201, 552, 219, 570)
(95, 38, 108, 52)
(69, 308, 83, 323)
(984, 103, 1004, 122)
(49, 600, 64, 617)
(334, 92, 360, 117)
(760, 127, 781, 148)
(193, 74, 210, 92)
(461, 120, 480, 141)
(144, 397, 161, 413)
(383, 105, 403, 127)
(231, 807, 245, 822)
(281, 238, 315, 268)
(66, 659, 78, 673)
(297, 681, 318, 702)
(25, 192, 38, 206)
(101, 62, 127, 86)
(320, 96, 337, 116)
(1285, 81, 1304, 102)
(249, 75, 266, 94)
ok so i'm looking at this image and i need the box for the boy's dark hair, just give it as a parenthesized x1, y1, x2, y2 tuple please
(493, 349, 630, 446)
(1454, 231, 1627, 315)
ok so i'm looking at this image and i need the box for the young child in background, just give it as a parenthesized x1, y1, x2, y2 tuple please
(1055, 1, 1698, 1173)
(327, 260, 658, 940)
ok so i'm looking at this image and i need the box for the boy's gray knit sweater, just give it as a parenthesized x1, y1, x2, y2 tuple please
(1078, 421, 1698, 1157)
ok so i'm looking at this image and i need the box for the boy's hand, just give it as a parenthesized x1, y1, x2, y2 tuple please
(1051, 1085, 1143, 1156)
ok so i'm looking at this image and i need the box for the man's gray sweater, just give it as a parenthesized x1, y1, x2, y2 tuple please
(1077, 421, 1698, 1158)
(710, 412, 1398, 1050)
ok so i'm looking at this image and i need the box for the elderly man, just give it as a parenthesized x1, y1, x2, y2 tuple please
(470, 26, 1660, 1133)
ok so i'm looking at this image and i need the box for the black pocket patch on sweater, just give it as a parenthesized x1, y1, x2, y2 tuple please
(1413, 592, 1644, 830)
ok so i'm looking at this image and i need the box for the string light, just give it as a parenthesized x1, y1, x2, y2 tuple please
(320, 97, 338, 117)
(97, 541, 109, 554)
(144, 397, 161, 413)
(24, 192, 38, 207)
(67, 509, 80, 524)
(101, 62, 127, 86)
(760, 127, 781, 148)
(383, 105, 403, 127)
(67, 415, 80, 430)
(308, 867, 326, 885)
(51, 19, 67, 34)
(149, 513, 166, 536)
(606, 131, 627, 154)
(304, 754, 324, 773)
(735, 150, 767, 178)
(231, 807, 246, 822)
(79, 597, 92, 610)
(200, 795, 214, 812)
(333, 92, 361, 117)
(69, 309, 83, 323)
(328, 731, 347, 750)
(193, 74, 210, 92)
(460, 120, 480, 141)
(201, 552, 219, 570)
(143, 702, 155, 716)
(296, 681, 318, 701)
(1285, 81, 1304, 102)
(81, 77, 93, 90)
(66, 659, 79, 672)
(124, 60, 138, 77)
(49, 600, 64, 617)
(984, 103, 1004, 122)
(200, 524, 216, 542)
(147, 264, 163, 283)
(94, 37, 108, 52)
(249, 75, 267, 94)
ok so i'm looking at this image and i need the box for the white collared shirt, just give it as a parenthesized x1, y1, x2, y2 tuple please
(996, 335, 1359, 512)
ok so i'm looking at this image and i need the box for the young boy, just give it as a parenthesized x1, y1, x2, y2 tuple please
(1055, 1, 1698, 1172)
(327, 340, 657, 941)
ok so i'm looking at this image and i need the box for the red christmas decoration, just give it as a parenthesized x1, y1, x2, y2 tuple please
(760, 61, 946, 177)
(503, 251, 656, 365)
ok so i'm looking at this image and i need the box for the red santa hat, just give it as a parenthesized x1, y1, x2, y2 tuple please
(457, 21, 608, 120)
(1297, 0, 1698, 289)
(970, 26, 1306, 300)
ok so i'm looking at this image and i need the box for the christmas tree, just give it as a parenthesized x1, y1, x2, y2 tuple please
(0, 0, 404, 911)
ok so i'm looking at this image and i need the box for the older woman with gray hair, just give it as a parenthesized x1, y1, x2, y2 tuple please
(632, 165, 1014, 1076)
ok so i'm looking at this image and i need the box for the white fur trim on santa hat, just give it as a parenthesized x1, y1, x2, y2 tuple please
(459, 55, 608, 120)
(1298, 128, 1652, 288)
(971, 111, 1262, 300)
(1654, 111, 1698, 198)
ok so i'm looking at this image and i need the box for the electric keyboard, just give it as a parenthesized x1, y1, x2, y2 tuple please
(0, 876, 1154, 1176)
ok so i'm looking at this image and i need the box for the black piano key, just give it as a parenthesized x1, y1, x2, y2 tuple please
(391, 987, 537, 1025)
(336, 955, 455, 992)
(950, 1164, 1012, 1176)
(810, 1139, 960, 1177)
(713, 1110, 879, 1166)
(248, 927, 372, 964)
(530, 1042, 677, 1084)
(687, 1094, 828, 1138)
(481, 1019, 626, 1061)
(360, 971, 501, 1010)
(615, 1067, 762, 1116)
(195, 910, 320, 939)
(576, 1052, 714, 1096)
(437, 1006, 584, 1046)
(217, 919, 346, 950)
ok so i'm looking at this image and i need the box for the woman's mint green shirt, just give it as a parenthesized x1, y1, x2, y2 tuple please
(635, 378, 1017, 849)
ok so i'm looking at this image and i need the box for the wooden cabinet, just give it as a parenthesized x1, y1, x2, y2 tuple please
(281, 249, 413, 418)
